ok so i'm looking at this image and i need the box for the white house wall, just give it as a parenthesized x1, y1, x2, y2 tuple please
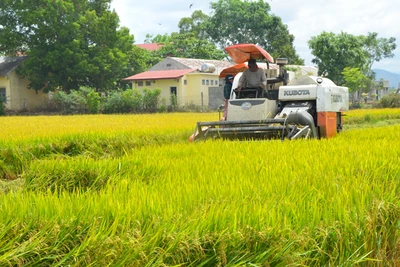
(133, 79, 181, 106)
(184, 73, 220, 106)
(1, 71, 48, 111)
(132, 73, 222, 108)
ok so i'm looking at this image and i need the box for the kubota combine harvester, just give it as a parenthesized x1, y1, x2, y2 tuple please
(190, 44, 349, 142)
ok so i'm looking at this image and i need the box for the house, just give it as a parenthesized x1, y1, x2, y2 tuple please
(124, 57, 235, 109)
(124, 57, 319, 109)
(369, 79, 390, 101)
(0, 56, 48, 111)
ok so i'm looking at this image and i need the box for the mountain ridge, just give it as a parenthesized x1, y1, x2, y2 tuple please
(373, 69, 400, 88)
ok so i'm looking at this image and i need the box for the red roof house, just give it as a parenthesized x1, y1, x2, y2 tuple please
(124, 57, 234, 109)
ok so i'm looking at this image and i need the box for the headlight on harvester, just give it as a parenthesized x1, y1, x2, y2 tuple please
(241, 102, 252, 110)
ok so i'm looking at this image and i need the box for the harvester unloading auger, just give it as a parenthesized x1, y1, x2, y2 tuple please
(189, 44, 349, 142)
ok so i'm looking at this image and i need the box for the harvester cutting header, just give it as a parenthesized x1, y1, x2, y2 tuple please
(190, 44, 349, 142)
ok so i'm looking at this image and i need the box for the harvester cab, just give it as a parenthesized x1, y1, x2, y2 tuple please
(189, 44, 349, 142)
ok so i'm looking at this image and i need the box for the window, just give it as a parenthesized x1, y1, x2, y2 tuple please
(170, 87, 177, 95)
(211, 80, 214, 85)
(138, 81, 143, 86)
(0, 88, 6, 103)
(145, 81, 151, 86)
(202, 79, 205, 85)
(184, 80, 187, 85)
(206, 80, 209, 85)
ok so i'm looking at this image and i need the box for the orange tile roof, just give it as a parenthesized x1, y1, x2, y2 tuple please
(135, 43, 163, 51)
(124, 69, 196, 81)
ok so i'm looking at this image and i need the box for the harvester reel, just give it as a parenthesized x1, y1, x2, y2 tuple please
(191, 116, 317, 142)
(290, 126, 311, 139)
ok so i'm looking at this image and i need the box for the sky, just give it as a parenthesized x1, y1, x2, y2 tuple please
(110, 0, 400, 74)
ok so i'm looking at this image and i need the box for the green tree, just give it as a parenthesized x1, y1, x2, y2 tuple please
(178, 10, 210, 39)
(86, 89, 101, 114)
(362, 32, 396, 76)
(0, 0, 134, 92)
(144, 33, 171, 44)
(155, 32, 225, 60)
(342, 67, 370, 104)
(308, 31, 396, 86)
(308, 32, 368, 85)
(118, 44, 162, 89)
(204, 0, 304, 64)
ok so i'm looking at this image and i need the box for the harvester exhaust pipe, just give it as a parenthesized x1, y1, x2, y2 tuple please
(285, 110, 319, 139)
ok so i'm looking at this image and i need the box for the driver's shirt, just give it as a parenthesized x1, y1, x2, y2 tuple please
(238, 68, 267, 88)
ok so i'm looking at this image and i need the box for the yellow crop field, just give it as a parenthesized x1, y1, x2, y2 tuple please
(343, 108, 400, 125)
(0, 113, 217, 141)
(0, 109, 399, 266)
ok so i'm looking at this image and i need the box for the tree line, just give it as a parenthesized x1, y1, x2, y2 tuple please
(0, 0, 396, 97)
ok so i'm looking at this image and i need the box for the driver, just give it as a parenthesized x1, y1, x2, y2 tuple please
(236, 58, 267, 94)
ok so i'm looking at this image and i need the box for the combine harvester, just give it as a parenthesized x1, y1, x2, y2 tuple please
(190, 44, 349, 141)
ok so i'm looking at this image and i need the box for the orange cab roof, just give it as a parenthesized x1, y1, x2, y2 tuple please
(224, 44, 274, 64)
(219, 63, 248, 78)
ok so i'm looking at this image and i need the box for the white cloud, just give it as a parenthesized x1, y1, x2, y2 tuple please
(111, 0, 400, 73)
(270, 0, 400, 73)
(111, 0, 212, 42)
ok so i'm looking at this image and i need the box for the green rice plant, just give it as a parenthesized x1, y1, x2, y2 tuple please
(0, 113, 218, 180)
(0, 124, 396, 265)
(0, 111, 399, 266)
(0, 113, 217, 142)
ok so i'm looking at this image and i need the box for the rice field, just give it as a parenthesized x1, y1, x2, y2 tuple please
(0, 109, 399, 266)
